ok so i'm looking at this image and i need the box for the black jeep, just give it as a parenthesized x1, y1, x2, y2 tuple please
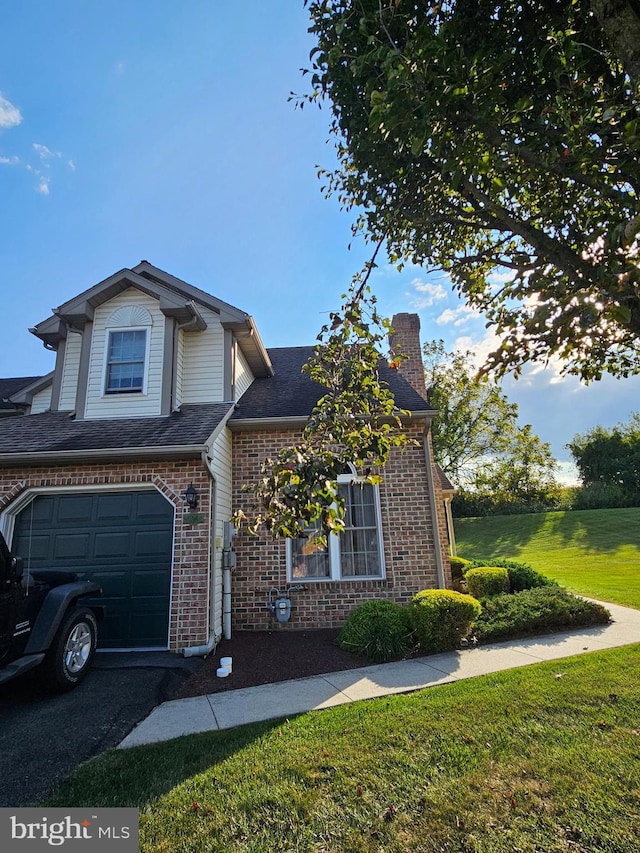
(0, 531, 102, 690)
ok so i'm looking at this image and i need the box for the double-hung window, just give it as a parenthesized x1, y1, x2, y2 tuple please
(105, 329, 147, 394)
(288, 469, 385, 581)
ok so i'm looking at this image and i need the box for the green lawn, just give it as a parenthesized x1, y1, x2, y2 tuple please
(455, 507, 640, 609)
(47, 646, 640, 852)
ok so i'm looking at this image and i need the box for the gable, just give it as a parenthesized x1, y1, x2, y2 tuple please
(26, 262, 272, 420)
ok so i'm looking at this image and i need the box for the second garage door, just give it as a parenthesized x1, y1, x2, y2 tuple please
(13, 490, 174, 649)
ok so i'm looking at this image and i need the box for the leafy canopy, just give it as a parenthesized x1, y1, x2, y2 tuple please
(568, 411, 640, 500)
(304, 0, 640, 381)
(234, 287, 413, 539)
(424, 339, 559, 504)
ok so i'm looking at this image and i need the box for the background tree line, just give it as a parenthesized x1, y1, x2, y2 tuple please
(424, 339, 640, 517)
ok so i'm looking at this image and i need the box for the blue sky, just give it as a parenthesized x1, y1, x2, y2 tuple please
(1, 1, 638, 482)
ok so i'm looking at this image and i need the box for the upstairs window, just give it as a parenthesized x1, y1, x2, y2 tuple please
(105, 329, 147, 393)
(288, 468, 385, 582)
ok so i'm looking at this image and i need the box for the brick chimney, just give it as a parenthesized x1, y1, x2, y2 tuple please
(389, 313, 427, 398)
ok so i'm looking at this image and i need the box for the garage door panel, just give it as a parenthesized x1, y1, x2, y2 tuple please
(13, 491, 174, 648)
(136, 492, 172, 520)
(131, 569, 171, 597)
(130, 606, 170, 645)
(96, 493, 134, 521)
(12, 533, 51, 561)
(57, 496, 94, 524)
(52, 533, 91, 560)
(94, 531, 131, 558)
(134, 530, 173, 559)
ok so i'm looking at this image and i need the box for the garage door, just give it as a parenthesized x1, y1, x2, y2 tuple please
(13, 490, 174, 649)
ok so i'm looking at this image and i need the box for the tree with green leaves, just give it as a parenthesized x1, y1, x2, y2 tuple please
(424, 339, 559, 511)
(235, 287, 412, 540)
(424, 339, 519, 484)
(568, 412, 640, 504)
(304, 0, 640, 381)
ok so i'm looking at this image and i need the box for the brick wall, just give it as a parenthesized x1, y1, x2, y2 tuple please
(0, 460, 212, 651)
(231, 421, 448, 631)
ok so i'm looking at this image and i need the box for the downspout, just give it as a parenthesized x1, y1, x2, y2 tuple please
(182, 452, 220, 658)
(423, 423, 446, 589)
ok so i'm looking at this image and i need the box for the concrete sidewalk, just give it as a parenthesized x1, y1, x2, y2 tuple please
(119, 600, 640, 749)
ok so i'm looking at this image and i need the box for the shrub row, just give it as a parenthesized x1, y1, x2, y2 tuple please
(337, 556, 611, 663)
(471, 587, 611, 642)
(338, 590, 481, 662)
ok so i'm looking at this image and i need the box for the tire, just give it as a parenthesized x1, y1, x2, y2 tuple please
(43, 607, 98, 691)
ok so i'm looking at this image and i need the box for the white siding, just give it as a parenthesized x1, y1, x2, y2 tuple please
(208, 426, 233, 639)
(84, 288, 165, 419)
(181, 307, 224, 403)
(30, 386, 52, 414)
(235, 345, 255, 400)
(58, 331, 82, 411)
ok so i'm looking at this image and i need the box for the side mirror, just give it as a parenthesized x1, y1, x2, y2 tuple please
(11, 556, 23, 582)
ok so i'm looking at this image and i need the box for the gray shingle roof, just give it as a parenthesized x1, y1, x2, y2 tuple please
(231, 346, 433, 421)
(0, 404, 232, 459)
(0, 376, 42, 412)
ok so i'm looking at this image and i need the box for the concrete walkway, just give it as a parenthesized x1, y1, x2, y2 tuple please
(119, 600, 640, 749)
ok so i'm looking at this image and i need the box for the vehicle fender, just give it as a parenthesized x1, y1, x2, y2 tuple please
(23, 581, 102, 654)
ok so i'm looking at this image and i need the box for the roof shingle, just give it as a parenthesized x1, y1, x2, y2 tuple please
(231, 346, 433, 422)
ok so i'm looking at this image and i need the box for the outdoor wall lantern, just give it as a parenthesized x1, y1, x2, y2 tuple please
(183, 483, 199, 510)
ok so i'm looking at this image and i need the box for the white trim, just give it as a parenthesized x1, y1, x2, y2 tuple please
(101, 326, 151, 397)
(2, 483, 177, 651)
(286, 471, 386, 583)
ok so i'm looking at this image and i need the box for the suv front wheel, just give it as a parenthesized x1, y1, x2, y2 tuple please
(44, 607, 98, 690)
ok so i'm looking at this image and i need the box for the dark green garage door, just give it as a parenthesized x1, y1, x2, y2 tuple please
(13, 490, 174, 649)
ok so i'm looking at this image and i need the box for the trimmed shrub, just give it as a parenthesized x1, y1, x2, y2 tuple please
(471, 587, 611, 643)
(449, 555, 472, 591)
(410, 589, 481, 653)
(337, 599, 415, 663)
(449, 555, 472, 583)
(465, 566, 510, 599)
(467, 558, 556, 592)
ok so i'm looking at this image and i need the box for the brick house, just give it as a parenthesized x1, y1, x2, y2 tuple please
(0, 263, 451, 653)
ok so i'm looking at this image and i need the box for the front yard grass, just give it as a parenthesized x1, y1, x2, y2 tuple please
(47, 645, 640, 852)
(455, 507, 640, 609)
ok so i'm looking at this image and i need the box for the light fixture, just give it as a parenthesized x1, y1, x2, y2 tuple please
(184, 483, 198, 510)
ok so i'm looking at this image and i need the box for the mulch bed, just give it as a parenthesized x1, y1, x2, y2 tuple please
(178, 629, 374, 698)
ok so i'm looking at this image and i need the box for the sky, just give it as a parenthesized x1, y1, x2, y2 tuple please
(1, 1, 638, 484)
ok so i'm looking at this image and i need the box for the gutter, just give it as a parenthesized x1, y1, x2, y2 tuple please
(228, 409, 435, 432)
(423, 424, 446, 589)
(0, 444, 207, 467)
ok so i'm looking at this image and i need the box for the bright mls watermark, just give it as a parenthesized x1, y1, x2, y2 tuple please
(0, 809, 138, 851)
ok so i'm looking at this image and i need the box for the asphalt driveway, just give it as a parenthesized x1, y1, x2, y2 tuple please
(0, 651, 202, 807)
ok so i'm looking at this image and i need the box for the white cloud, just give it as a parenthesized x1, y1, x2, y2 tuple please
(556, 460, 580, 487)
(67, 159, 75, 171)
(33, 143, 60, 162)
(436, 304, 477, 327)
(0, 93, 22, 130)
(35, 176, 50, 195)
(0, 154, 19, 165)
(411, 279, 447, 309)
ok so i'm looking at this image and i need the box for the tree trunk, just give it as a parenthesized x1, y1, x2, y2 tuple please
(590, 0, 640, 84)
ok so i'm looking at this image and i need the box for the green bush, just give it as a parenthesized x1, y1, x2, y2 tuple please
(337, 599, 415, 663)
(471, 587, 611, 643)
(467, 558, 556, 592)
(410, 589, 481, 653)
(465, 566, 510, 598)
(449, 555, 472, 589)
